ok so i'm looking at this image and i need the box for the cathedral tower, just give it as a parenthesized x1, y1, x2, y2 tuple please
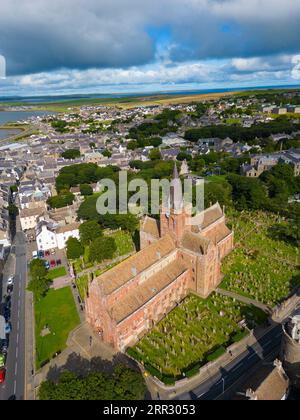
(160, 164, 191, 245)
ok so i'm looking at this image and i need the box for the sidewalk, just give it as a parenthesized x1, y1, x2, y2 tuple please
(144, 322, 276, 400)
(216, 288, 272, 314)
(33, 322, 118, 396)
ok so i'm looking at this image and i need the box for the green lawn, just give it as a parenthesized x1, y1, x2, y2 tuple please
(46, 266, 67, 281)
(35, 287, 80, 369)
(76, 275, 89, 302)
(205, 175, 227, 184)
(129, 293, 266, 383)
(76, 260, 121, 302)
(111, 230, 135, 257)
(225, 118, 241, 125)
(72, 230, 134, 275)
(221, 211, 300, 307)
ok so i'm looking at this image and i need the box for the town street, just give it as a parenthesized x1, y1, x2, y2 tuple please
(192, 324, 283, 400)
(0, 231, 27, 400)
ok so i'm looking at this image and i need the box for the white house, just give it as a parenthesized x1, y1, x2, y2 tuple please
(36, 221, 80, 251)
(36, 221, 57, 251)
(55, 223, 80, 250)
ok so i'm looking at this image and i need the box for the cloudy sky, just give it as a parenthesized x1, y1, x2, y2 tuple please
(0, 0, 300, 96)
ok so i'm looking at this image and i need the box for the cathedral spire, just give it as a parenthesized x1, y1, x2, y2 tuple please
(169, 163, 183, 212)
(173, 162, 179, 180)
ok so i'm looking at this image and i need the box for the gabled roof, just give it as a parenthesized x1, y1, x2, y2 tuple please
(181, 231, 210, 255)
(200, 203, 223, 230)
(141, 216, 160, 239)
(95, 234, 176, 295)
(109, 259, 188, 324)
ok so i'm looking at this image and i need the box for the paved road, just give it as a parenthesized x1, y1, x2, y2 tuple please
(0, 232, 27, 400)
(190, 325, 283, 400)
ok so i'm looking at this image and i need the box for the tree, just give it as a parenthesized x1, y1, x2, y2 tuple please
(47, 192, 75, 209)
(38, 365, 146, 400)
(204, 182, 233, 209)
(79, 221, 103, 245)
(10, 185, 18, 193)
(28, 259, 50, 300)
(270, 218, 300, 247)
(29, 259, 47, 280)
(149, 148, 161, 161)
(8, 204, 19, 217)
(102, 149, 112, 158)
(80, 184, 93, 197)
(177, 152, 192, 162)
(61, 149, 81, 160)
(27, 276, 51, 301)
(89, 236, 117, 263)
(66, 237, 84, 260)
(227, 174, 268, 211)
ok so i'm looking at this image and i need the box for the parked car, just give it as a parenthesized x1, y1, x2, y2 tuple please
(44, 261, 50, 270)
(7, 284, 13, 295)
(0, 353, 5, 368)
(4, 296, 11, 308)
(56, 259, 62, 266)
(32, 251, 38, 259)
(45, 250, 50, 257)
(5, 323, 11, 335)
(7, 276, 14, 286)
(50, 260, 56, 268)
(51, 249, 56, 255)
(38, 250, 45, 258)
(4, 306, 10, 319)
(0, 368, 6, 384)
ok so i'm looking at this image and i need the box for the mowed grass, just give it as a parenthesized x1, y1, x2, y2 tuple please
(221, 211, 300, 307)
(46, 266, 67, 281)
(73, 230, 134, 274)
(130, 293, 266, 382)
(35, 287, 80, 369)
(76, 275, 89, 302)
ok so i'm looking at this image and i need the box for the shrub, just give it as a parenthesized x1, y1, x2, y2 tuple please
(206, 346, 226, 362)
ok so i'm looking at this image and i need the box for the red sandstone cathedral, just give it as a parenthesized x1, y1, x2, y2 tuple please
(86, 166, 234, 351)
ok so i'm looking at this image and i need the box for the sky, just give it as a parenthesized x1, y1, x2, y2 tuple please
(0, 0, 300, 96)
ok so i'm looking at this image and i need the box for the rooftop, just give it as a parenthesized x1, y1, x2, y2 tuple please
(95, 234, 176, 295)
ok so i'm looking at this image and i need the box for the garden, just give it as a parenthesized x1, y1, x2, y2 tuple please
(221, 210, 300, 307)
(128, 293, 267, 384)
(35, 287, 80, 369)
(72, 230, 134, 275)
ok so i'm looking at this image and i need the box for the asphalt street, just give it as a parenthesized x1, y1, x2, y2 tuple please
(0, 232, 27, 400)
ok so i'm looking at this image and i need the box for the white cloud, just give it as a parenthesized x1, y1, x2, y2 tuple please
(291, 55, 300, 79)
(1, 0, 300, 75)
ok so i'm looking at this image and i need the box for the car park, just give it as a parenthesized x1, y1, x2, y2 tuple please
(0, 368, 6, 384)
